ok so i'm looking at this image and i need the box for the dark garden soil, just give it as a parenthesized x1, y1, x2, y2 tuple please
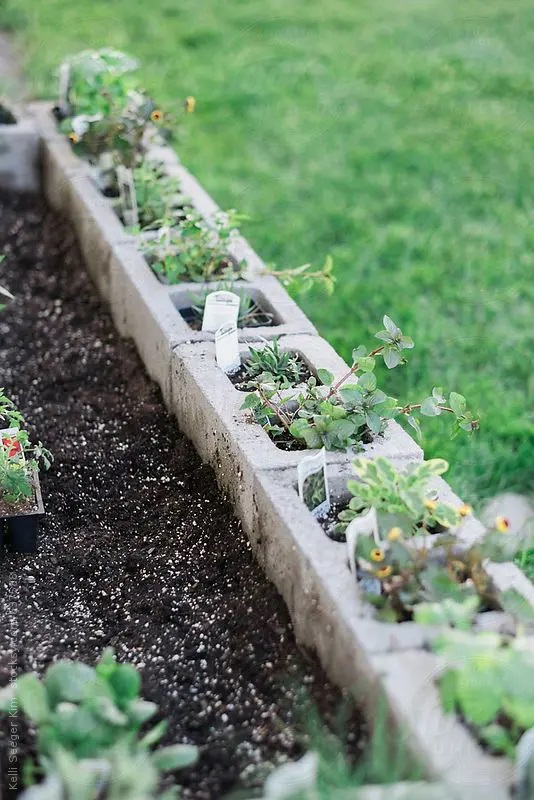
(0, 192, 366, 799)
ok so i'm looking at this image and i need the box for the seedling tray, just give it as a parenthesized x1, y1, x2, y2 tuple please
(0, 469, 44, 553)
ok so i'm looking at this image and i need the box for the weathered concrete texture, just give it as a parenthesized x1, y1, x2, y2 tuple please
(166, 274, 317, 341)
(0, 119, 40, 192)
(169, 340, 423, 511)
(483, 492, 534, 536)
(369, 649, 512, 797)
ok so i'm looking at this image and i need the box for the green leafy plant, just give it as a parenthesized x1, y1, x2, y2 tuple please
(57, 49, 181, 168)
(0, 390, 52, 505)
(432, 629, 534, 758)
(351, 517, 534, 624)
(242, 316, 478, 451)
(242, 338, 305, 389)
(334, 456, 464, 537)
(131, 160, 187, 229)
(266, 254, 335, 295)
(141, 209, 247, 284)
(0, 648, 198, 798)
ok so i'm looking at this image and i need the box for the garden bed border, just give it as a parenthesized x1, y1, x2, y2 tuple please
(15, 103, 534, 797)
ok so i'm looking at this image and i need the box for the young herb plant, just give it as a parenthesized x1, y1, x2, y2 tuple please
(0, 390, 52, 507)
(0, 648, 198, 799)
(131, 159, 187, 229)
(334, 456, 462, 537)
(242, 339, 305, 389)
(241, 316, 478, 450)
(141, 210, 247, 284)
(351, 516, 534, 624)
(432, 630, 534, 758)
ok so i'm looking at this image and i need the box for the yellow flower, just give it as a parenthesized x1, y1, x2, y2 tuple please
(375, 565, 393, 580)
(387, 527, 402, 542)
(151, 109, 163, 123)
(68, 132, 79, 144)
(184, 95, 196, 113)
(457, 503, 472, 518)
(495, 516, 510, 533)
(370, 548, 385, 563)
(424, 499, 437, 513)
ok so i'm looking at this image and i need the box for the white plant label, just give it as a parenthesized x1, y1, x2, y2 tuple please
(1, 428, 24, 462)
(58, 62, 71, 115)
(215, 322, 240, 374)
(345, 507, 379, 576)
(116, 165, 139, 228)
(297, 447, 330, 518)
(201, 290, 240, 333)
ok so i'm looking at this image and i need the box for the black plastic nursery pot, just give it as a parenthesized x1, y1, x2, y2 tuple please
(0, 470, 44, 554)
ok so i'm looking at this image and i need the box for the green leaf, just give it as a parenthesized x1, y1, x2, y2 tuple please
(456, 663, 502, 726)
(357, 372, 377, 392)
(420, 397, 441, 417)
(478, 724, 516, 757)
(17, 674, 50, 724)
(151, 744, 199, 772)
(44, 662, 96, 706)
(109, 663, 141, 706)
(405, 414, 422, 439)
(383, 315, 399, 335)
(364, 411, 382, 434)
(127, 698, 158, 725)
(240, 393, 261, 410)
(449, 392, 467, 417)
(352, 345, 367, 362)
(356, 356, 375, 372)
(317, 368, 334, 386)
(382, 346, 402, 369)
(140, 718, 168, 748)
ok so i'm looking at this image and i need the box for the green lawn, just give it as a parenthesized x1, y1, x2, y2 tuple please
(2, 0, 534, 506)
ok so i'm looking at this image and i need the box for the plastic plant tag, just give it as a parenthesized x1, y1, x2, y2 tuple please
(116, 165, 139, 228)
(346, 507, 379, 576)
(297, 447, 330, 518)
(264, 752, 319, 799)
(57, 62, 71, 115)
(215, 322, 240, 374)
(1, 428, 24, 462)
(201, 290, 240, 333)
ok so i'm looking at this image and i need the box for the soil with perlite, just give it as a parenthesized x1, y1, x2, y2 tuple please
(0, 192, 366, 798)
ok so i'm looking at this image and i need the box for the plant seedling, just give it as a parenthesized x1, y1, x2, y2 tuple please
(334, 456, 462, 538)
(241, 316, 478, 451)
(0, 390, 52, 507)
(241, 338, 305, 389)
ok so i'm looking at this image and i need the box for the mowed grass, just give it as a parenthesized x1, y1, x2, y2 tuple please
(2, 0, 534, 506)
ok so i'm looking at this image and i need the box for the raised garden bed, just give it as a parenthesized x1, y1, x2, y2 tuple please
(0, 191, 366, 798)
(10, 79, 533, 798)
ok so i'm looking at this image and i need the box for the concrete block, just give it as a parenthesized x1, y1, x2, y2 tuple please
(369, 649, 512, 795)
(357, 784, 464, 800)
(68, 175, 133, 298)
(165, 274, 317, 341)
(39, 134, 90, 212)
(0, 118, 40, 192)
(108, 242, 189, 406)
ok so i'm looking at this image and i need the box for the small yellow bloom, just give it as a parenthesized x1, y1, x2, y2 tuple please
(375, 565, 393, 579)
(68, 132, 79, 144)
(370, 548, 385, 563)
(495, 516, 510, 533)
(184, 95, 196, 113)
(387, 527, 402, 542)
(151, 109, 163, 123)
(457, 503, 472, 517)
(424, 499, 437, 512)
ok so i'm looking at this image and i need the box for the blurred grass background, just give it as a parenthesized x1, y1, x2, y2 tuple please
(1, 0, 533, 506)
